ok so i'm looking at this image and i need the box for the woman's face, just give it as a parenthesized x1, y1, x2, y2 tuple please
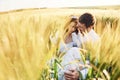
(68, 21, 77, 34)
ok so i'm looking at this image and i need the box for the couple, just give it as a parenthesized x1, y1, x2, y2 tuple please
(58, 13, 100, 80)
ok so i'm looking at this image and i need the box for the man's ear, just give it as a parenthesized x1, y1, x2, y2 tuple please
(90, 26, 93, 29)
(92, 26, 94, 29)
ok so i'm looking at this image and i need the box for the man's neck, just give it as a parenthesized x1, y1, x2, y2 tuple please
(87, 27, 92, 32)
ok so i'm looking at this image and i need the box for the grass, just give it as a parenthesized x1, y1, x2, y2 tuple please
(0, 8, 120, 80)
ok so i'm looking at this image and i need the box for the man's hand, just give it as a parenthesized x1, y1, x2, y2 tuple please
(64, 69, 79, 80)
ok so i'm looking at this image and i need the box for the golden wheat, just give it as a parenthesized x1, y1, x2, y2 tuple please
(0, 9, 120, 80)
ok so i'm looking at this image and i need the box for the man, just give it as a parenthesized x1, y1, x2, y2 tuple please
(64, 13, 99, 80)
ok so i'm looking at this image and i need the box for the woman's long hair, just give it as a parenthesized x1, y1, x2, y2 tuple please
(63, 16, 78, 41)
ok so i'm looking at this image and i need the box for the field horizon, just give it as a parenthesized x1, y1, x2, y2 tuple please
(0, 5, 120, 14)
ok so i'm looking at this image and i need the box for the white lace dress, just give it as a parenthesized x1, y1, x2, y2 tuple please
(58, 29, 99, 80)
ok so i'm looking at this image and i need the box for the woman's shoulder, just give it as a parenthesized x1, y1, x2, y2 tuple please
(72, 32, 77, 36)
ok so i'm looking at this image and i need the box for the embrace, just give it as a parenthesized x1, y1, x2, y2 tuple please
(58, 13, 100, 80)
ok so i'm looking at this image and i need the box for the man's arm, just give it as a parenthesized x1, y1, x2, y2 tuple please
(64, 67, 89, 80)
(64, 69, 79, 80)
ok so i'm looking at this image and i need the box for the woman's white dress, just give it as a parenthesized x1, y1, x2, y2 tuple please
(58, 29, 99, 80)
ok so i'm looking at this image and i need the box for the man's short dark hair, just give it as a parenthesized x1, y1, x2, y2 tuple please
(79, 13, 95, 28)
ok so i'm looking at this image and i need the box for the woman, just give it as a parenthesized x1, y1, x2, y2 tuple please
(59, 16, 82, 53)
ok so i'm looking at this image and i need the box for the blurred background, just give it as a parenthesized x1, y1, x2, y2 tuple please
(0, 0, 120, 12)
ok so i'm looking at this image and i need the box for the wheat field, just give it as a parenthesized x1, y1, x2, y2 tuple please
(0, 9, 120, 80)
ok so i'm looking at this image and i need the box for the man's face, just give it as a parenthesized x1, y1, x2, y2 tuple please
(77, 22, 86, 32)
